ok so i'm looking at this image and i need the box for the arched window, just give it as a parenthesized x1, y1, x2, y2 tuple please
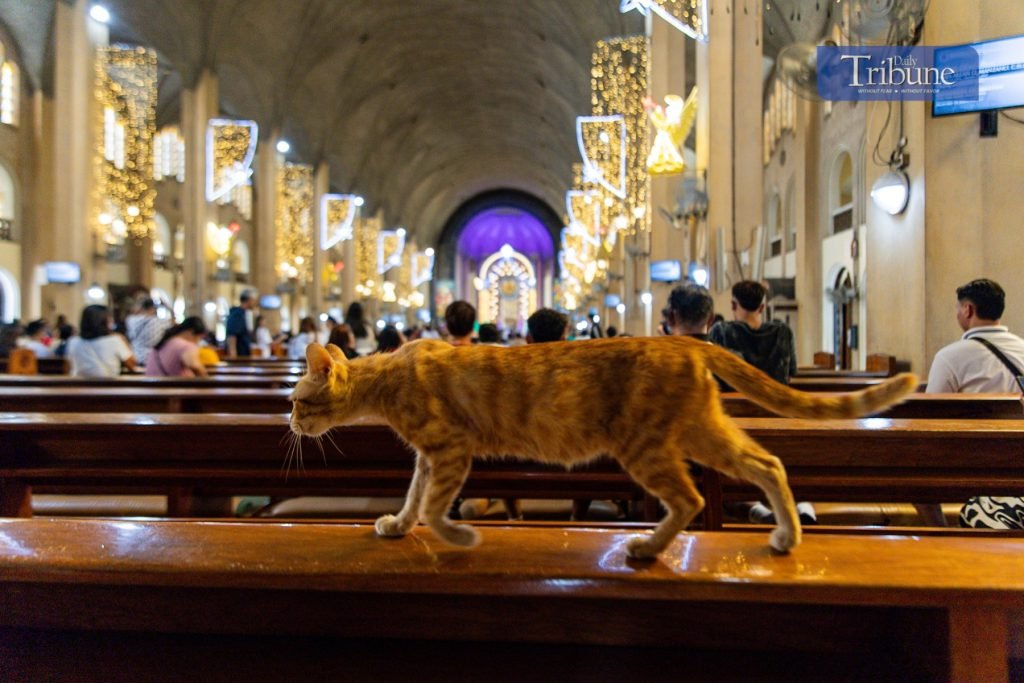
(0, 40, 17, 126)
(767, 192, 782, 257)
(0, 161, 15, 242)
(830, 151, 854, 234)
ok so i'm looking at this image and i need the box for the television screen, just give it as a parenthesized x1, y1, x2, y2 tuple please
(933, 34, 1024, 116)
(604, 293, 621, 308)
(259, 294, 281, 309)
(650, 259, 683, 282)
(44, 261, 81, 284)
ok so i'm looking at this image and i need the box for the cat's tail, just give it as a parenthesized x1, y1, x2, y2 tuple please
(702, 345, 919, 419)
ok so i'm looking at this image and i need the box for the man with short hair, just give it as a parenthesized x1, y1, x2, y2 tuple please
(708, 281, 812, 524)
(709, 280, 797, 384)
(926, 278, 1024, 393)
(925, 278, 1024, 529)
(444, 300, 476, 346)
(666, 283, 715, 339)
(226, 289, 257, 357)
(526, 308, 569, 343)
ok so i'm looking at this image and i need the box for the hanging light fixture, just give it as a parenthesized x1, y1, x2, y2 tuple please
(871, 169, 910, 215)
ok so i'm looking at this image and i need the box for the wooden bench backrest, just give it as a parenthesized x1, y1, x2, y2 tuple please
(7, 348, 38, 375)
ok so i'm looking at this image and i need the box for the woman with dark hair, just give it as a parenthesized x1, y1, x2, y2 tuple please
(375, 325, 405, 353)
(66, 305, 136, 377)
(146, 316, 209, 377)
(327, 323, 360, 359)
(345, 302, 375, 356)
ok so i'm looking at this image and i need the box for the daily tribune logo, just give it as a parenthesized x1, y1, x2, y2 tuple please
(817, 46, 980, 101)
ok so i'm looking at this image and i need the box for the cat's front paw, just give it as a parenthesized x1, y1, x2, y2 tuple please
(625, 535, 661, 560)
(375, 514, 408, 537)
(769, 525, 800, 553)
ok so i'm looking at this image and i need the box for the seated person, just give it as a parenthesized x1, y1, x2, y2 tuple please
(67, 305, 136, 377)
(926, 278, 1024, 528)
(19, 319, 54, 359)
(146, 317, 209, 378)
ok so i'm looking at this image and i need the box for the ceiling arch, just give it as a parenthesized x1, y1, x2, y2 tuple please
(1, 0, 642, 247)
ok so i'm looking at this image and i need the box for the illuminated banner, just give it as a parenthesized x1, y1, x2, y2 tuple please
(320, 193, 363, 250)
(576, 115, 627, 199)
(377, 228, 406, 275)
(206, 118, 258, 201)
(620, 0, 707, 42)
(411, 249, 435, 287)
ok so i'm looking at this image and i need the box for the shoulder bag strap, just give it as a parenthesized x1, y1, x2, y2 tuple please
(971, 337, 1024, 391)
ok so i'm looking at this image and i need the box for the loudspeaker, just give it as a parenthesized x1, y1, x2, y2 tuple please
(981, 110, 999, 137)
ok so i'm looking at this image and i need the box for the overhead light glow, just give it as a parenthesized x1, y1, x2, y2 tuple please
(276, 140, 290, 154)
(871, 169, 910, 216)
(640, 292, 653, 306)
(89, 5, 111, 24)
(86, 284, 105, 302)
(616, 303, 626, 315)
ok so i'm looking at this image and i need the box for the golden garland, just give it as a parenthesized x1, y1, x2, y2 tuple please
(274, 163, 314, 280)
(210, 123, 254, 195)
(649, 0, 705, 38)
(591, 36, 650, 236)
(354, 213, 380, 297)
(93, 45, 157, 244)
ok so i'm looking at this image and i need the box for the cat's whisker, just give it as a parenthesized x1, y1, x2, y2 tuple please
(323, 429, 342, 456)
(314, 434, 327, 466)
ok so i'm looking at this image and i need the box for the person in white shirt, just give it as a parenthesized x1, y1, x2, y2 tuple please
(923, 278, 1024, 529)
(926, 279, 1024, 394)
(67, 305, 136, 378)
(19, 320, 54, 359)
(125, 298, 171, 367)
(287, 316, 319, 358)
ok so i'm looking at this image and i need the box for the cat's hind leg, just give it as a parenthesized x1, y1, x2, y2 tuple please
(375, 452, 429, 537)
(617, 445, 704, 560)
(419, 448, 480, 547)
(695, 424, 801, 553)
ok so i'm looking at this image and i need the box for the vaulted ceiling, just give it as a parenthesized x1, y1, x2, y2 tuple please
(0, 0, 643, 247)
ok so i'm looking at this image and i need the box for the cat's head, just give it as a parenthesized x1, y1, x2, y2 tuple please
(289, 342, 351, 437)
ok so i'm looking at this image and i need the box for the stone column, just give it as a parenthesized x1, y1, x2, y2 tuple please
(647, 12, 689, 319)
(253, 131, 281, 332)
(180, 69, 218, 316)
(50, 0, 106, 318)
(310, 160, 328, 322)
(698, 0, 763, 313)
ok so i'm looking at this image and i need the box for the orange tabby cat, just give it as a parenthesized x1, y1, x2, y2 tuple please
(290, 338, 917, 558)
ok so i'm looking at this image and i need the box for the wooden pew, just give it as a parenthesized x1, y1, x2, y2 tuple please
(0, 355, 68, 375)
(0, 413, 643, 517)
(205, 365, 304, 376)
(0, 387, 1014, 419)
(3, 413, 1024, 527)
(0, 518, 1020, 681)
(721, 392, 1023, 419)
(0, 374, 298, 389)
(0, 387, 292, 413)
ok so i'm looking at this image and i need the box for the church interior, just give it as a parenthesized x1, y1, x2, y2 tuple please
(1, 1, 1024, 680)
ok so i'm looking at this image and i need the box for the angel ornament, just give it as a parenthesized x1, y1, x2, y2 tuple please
(644, 86, 698, 177)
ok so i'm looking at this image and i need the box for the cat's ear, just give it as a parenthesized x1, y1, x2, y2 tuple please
(305, 343, 334, 380)
(325, 343, 348, 364)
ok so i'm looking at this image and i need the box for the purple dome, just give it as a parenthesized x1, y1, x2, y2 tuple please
(456, 208, 554, 261)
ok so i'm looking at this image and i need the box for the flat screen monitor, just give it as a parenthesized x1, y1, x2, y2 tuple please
(44, 261, 81, 284)
(933, 34, 1024, 116)
(604, 293, 621, 308)
(650, 259, 683, 283)
(259, 294, 281, 310)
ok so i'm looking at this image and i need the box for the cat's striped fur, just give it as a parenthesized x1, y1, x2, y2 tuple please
(290, 337, 918, 558)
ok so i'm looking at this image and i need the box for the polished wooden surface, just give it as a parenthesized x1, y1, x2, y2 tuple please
(0, 386, 1015, 418)
(2, 413, 1024, 521)
(0, 519, 1020, 681)
(0, 374, 297, 388)
(0, 387, 292, 413)
(0, 519, 1021, 602)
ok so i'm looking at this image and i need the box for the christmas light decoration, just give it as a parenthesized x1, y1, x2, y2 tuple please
(206, 118, 258, 202)
(320, 193, 361, 250)
(93, 44, 157, 244)
(275, 162, 314, 280)
(619, 0, 707, 42)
